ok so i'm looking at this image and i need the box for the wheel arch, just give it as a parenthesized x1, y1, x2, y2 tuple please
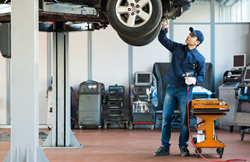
(101, 0, 108, 12)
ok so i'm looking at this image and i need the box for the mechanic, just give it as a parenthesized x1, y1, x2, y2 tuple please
(154, 18, 205, 157)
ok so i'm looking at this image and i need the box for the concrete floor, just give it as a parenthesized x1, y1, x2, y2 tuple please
(0, 128, 249, 162)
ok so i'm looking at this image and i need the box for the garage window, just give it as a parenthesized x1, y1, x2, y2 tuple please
(216, 0, 250, 22)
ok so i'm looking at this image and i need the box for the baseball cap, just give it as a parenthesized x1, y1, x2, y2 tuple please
(189, 27, 204, 45)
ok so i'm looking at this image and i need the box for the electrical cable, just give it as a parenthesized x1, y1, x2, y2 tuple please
(116, 121, 122, 129)
(70, 87, 78, 126)
(71, 117, 76, 125)
(186, 86, 246, 162)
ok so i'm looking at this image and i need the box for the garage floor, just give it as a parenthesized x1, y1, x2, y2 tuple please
(0, 128, 249, 162)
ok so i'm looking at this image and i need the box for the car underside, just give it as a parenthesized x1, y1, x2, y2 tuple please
(0, 0, 194, 49)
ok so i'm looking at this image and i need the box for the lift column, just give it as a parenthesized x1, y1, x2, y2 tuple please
(42, 30, 82, 148)
(4, 0, 49, 161)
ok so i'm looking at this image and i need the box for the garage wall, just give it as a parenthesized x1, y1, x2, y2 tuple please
(92, 27, 130, 115)
(92, 27, 129, 90)
(69, 32, 88, 92)
(214, 24, 250, 94)
(0, 56, 6, 124)
(175, 1, 211, 23)
(133, 32, 170, 73)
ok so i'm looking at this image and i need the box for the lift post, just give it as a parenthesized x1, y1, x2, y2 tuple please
(42, 31, 82, 148)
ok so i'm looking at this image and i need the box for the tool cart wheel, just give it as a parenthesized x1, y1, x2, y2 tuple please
(98, 125, 102, 129)
(151, 124, 155, 130)
(230, 125, 234, 132)
(129, 124, 134, 130)
(241, 130, 244, 141)
(124, 123, 129, 129)
(195, 148, 202, 158)
(125, 123, 129, 129)
(216, 148, 224, 158)
(48, 125, 52, 130)
(79, 125, 83, 130)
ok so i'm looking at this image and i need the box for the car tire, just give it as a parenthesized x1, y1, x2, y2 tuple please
(106, 0, 162, 38)
(118, 24, 161, 46)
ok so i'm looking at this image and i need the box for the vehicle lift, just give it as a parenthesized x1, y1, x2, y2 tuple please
(35, 2, 99, 149)
(0, 1, 104, 161)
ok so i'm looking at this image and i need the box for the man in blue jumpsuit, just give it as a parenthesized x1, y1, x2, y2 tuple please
(154, 18, 205, 156)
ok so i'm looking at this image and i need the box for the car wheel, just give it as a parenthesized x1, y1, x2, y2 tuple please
(107, 0, 162, 38)
(118, 24, 160, 46)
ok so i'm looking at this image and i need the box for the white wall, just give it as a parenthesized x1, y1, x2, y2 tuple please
(92, 27, 130, 110)
(215, 24, 250, 93)
(133, 31, 170, 73)
(0, 54, 6, 124)
(175, 1, 211, 23)
(92, 27, 129, 91)
(70, 32, 88, 92)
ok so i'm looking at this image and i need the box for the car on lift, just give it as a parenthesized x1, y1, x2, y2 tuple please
(0, 0, 194, 47)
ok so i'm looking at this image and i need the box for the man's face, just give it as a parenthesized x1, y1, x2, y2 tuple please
(185, 32, 200, 46)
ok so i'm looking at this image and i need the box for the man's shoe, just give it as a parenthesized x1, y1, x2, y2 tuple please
(154, 146, 170, 156)
(180, 146, 190, 156)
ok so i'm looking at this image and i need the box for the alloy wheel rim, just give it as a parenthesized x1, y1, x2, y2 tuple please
(115, 0, 153, 28)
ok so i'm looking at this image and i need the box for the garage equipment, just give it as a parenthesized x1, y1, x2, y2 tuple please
(232, 66, 250, 140)
(78, 80, 105, 129)
(191, 99, 229, 158)
(223, 53, 245, 83)
(219, 56, 245, 131)
(218, 82, 239, 131)
(129, 71, 158, 130)
(223, 69, 243, 83)
(103, 85, 128, 129)
(108, 85, 124, 117)
(46, 86, 53, 129)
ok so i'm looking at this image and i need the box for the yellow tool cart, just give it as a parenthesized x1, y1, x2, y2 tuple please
(191, 99, 229, 158)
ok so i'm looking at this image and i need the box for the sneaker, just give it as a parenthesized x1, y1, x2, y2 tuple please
(180, 146, 190, 156)
(154, 146, 170, 156)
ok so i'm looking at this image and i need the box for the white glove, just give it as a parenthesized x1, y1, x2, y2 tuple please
(161, 17, 169, 30)
(185, 77, 196, 85)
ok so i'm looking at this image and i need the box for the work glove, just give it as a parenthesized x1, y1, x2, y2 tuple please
(185, 77, 196, 85)
(161, 17, 169, 30)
